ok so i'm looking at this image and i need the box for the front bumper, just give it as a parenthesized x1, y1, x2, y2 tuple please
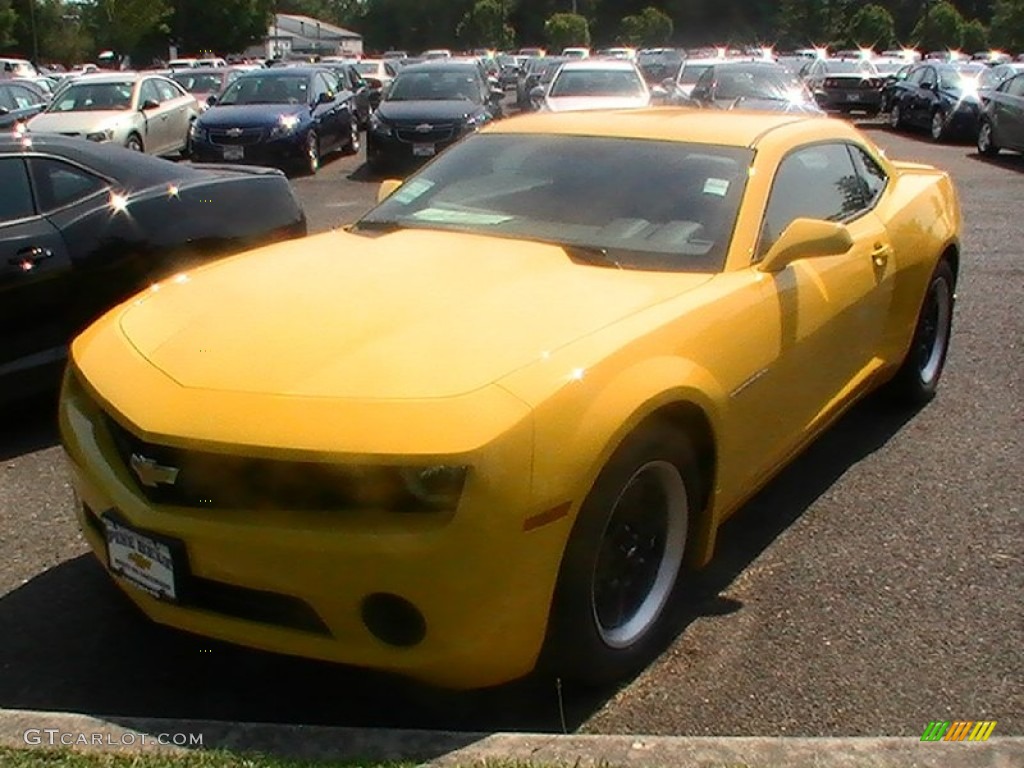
(59, 356, 568, 689)
(366, 125, 468, 169)
(190, 131, 306, 170)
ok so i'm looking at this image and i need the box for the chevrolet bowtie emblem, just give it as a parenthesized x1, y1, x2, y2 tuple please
(226, 127, 244, 137)
(415, 123, 433, 132)
(130, 453, 180, 488)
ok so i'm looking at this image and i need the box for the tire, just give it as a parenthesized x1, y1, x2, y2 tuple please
(343, 118, 360, 156)
(542, 423, 701, 686)
(886, 259, 956, 406)
(977, 119, 1000, 157)
(889, 103, 904, 130)
(302, 130, 319, 176)
(125, 133, 144, 152)
(930, 109, 948, 142)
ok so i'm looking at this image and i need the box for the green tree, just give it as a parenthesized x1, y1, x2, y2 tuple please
(456, 0, 514, 49)
(170, 0, 274, 55)
(911, 0, 965, 50)
(777, 0, 830, 47)
(846, 3, 896, 48)
(38, 0, 94, 64)
(87, 0, 172, 54)
(990, 0, 1024, 51)
(961, 17, 989, 50)
(544, 11, 589, 50)
(0, 0, 16, 50)
(619, 6, 673, 46)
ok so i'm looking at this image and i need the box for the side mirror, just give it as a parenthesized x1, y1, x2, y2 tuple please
(140, 98, 160, 111)
(315, 91, 334, 106)
(205, 94, 218, 106)
(0, 106, 9, 116)
(758, 218, 854, 273)
(377, 178, 402, 202)
(922, 81, 935, 91)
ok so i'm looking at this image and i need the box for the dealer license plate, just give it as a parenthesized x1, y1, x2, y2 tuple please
(413, 143, 436, 157)
(104, 518, 178, 601)
(223, 146, 244, 161)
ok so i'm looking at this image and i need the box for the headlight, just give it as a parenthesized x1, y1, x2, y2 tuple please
(369, 113, 392, 136)
(85, 129, 114, 142)
(269, 114, 301, 138)
(463, 114, 483, 132)
(397, 465, 469, 511)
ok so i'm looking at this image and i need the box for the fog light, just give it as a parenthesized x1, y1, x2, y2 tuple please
(361, 593, 426, 647)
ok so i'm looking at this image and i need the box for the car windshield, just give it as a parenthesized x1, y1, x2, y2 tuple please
(217, 74, 309, 105)
(715, 68, 807, 101)
(387, 70, 481, 101)
(549, 68, 646, 97)
(941, 66, 984, 89)
(172, 73, 224, 93)
(47, 82, 134, 112)
(354, 134, 752, 273)
(679, 64, 711, 84)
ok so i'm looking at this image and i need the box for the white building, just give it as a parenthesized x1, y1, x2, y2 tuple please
(246, 14, 363, 60)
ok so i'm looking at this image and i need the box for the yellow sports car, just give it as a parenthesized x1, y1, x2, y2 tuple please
(60, 109, 960, 689)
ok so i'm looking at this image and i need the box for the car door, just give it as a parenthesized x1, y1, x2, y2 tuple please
(743, 142, 895, 466)
(995, 74, 1024, 148)
(155, 78, 192, 153)
(0, 156, 74, 385)
(911, 66, 939, 126)
(344, 65, 371, 125)
(137, 78, 170, 154)
(310, 73, 341, 151)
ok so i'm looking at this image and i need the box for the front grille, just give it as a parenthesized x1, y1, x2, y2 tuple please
(82, 503, 330, 636)
(394, 123, 456, 143)
(102, 414, 433, 513)
(208, 127, 266, 145)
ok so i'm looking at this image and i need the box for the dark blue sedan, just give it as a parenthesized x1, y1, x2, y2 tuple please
(189, 67, 360, 175)
(888, 62, 986, 141)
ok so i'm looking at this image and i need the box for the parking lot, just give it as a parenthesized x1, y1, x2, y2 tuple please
(0, 121, 1020, 737)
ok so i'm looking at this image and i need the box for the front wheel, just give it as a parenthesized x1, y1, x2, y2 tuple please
(889, 103, 904, 130)
(125, 133, 144, 152)
(543, 423, 699, 686)
(977, 120, 1000, 157)
(302, 130, 319, 176)
(886, 259, 955, 406)
(930, 110, 948, 142)
(343, 118, 360, 156)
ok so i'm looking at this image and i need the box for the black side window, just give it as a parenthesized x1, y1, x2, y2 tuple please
(0, 158, 34, 223)
(849, 145, 888, 206)
(0, 85, 14, 110)
(906, 67, 925, 85)
(29, 158, 107, 212)
(9, 84, 42, 108)
(692, 68, 714, 97)
(313, 73, 332, 101)
(757, 144, 867, 260)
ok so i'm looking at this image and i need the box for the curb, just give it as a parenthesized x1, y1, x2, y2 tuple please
(1, 708, 1021, 767)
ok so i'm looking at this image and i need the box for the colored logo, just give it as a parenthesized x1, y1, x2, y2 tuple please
(921, 721, 997, 742)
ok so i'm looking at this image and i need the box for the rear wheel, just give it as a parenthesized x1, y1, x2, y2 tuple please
(343, 118, 360, 156)
(543, 423, 700, 686)
(977, 119, 1000, 157)
(887, 259, 955, 406)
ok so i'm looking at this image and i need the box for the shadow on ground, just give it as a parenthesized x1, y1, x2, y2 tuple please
(0, 391, 61, 462)
(0, 392, 915, 734)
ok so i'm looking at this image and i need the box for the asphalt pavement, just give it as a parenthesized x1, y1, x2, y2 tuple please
(0, 120, 1020, 740)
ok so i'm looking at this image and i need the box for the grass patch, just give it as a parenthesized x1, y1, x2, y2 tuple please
(0, 747, 417, 768)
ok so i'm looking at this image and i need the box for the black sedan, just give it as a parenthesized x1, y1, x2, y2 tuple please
(366, 61, 503, 173)
(0, 79, 48, 129)
(685, 61, 823, 113)
(977, 71, 1024, 156)
(0, 135, 306, 402)
(803, 58, 885, 116)
(888, 62, 986, 141)
(189, 67, 360, 175)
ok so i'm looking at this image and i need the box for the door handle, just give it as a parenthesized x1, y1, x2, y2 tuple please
(9, 246, 54, 271)
(871, 244, 892, 268)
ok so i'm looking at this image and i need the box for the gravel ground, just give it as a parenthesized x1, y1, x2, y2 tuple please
(0, 120, 1020, 737)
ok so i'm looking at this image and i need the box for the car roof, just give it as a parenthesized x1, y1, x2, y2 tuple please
(237, 66, 320, 77)
(396, 61, 482, 74)
(682, 58, 726, 66)
(485, 108, 842, 148)
(171, 67, 236, 75)
(59, 72, 147, 84)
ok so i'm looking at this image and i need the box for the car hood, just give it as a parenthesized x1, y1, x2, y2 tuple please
(28, 109, 133, 134)
(724, 97, 823, 113)
(115, 228, 712, 400)
(544, 95, 650, 112)
(377, 100, 482, 122)
(199, 103, 307, 127)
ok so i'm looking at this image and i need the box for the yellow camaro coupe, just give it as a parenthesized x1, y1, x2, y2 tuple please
(60, 109, 961, 689)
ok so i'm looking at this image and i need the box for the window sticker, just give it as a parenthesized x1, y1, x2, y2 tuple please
(703, 177, 730, 197)
(391, 178, 434, 205)
(411, 207, 513, 225)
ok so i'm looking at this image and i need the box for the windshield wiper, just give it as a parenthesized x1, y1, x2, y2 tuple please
(351, 220, 406, 234)
(563, 244, 623, 269)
